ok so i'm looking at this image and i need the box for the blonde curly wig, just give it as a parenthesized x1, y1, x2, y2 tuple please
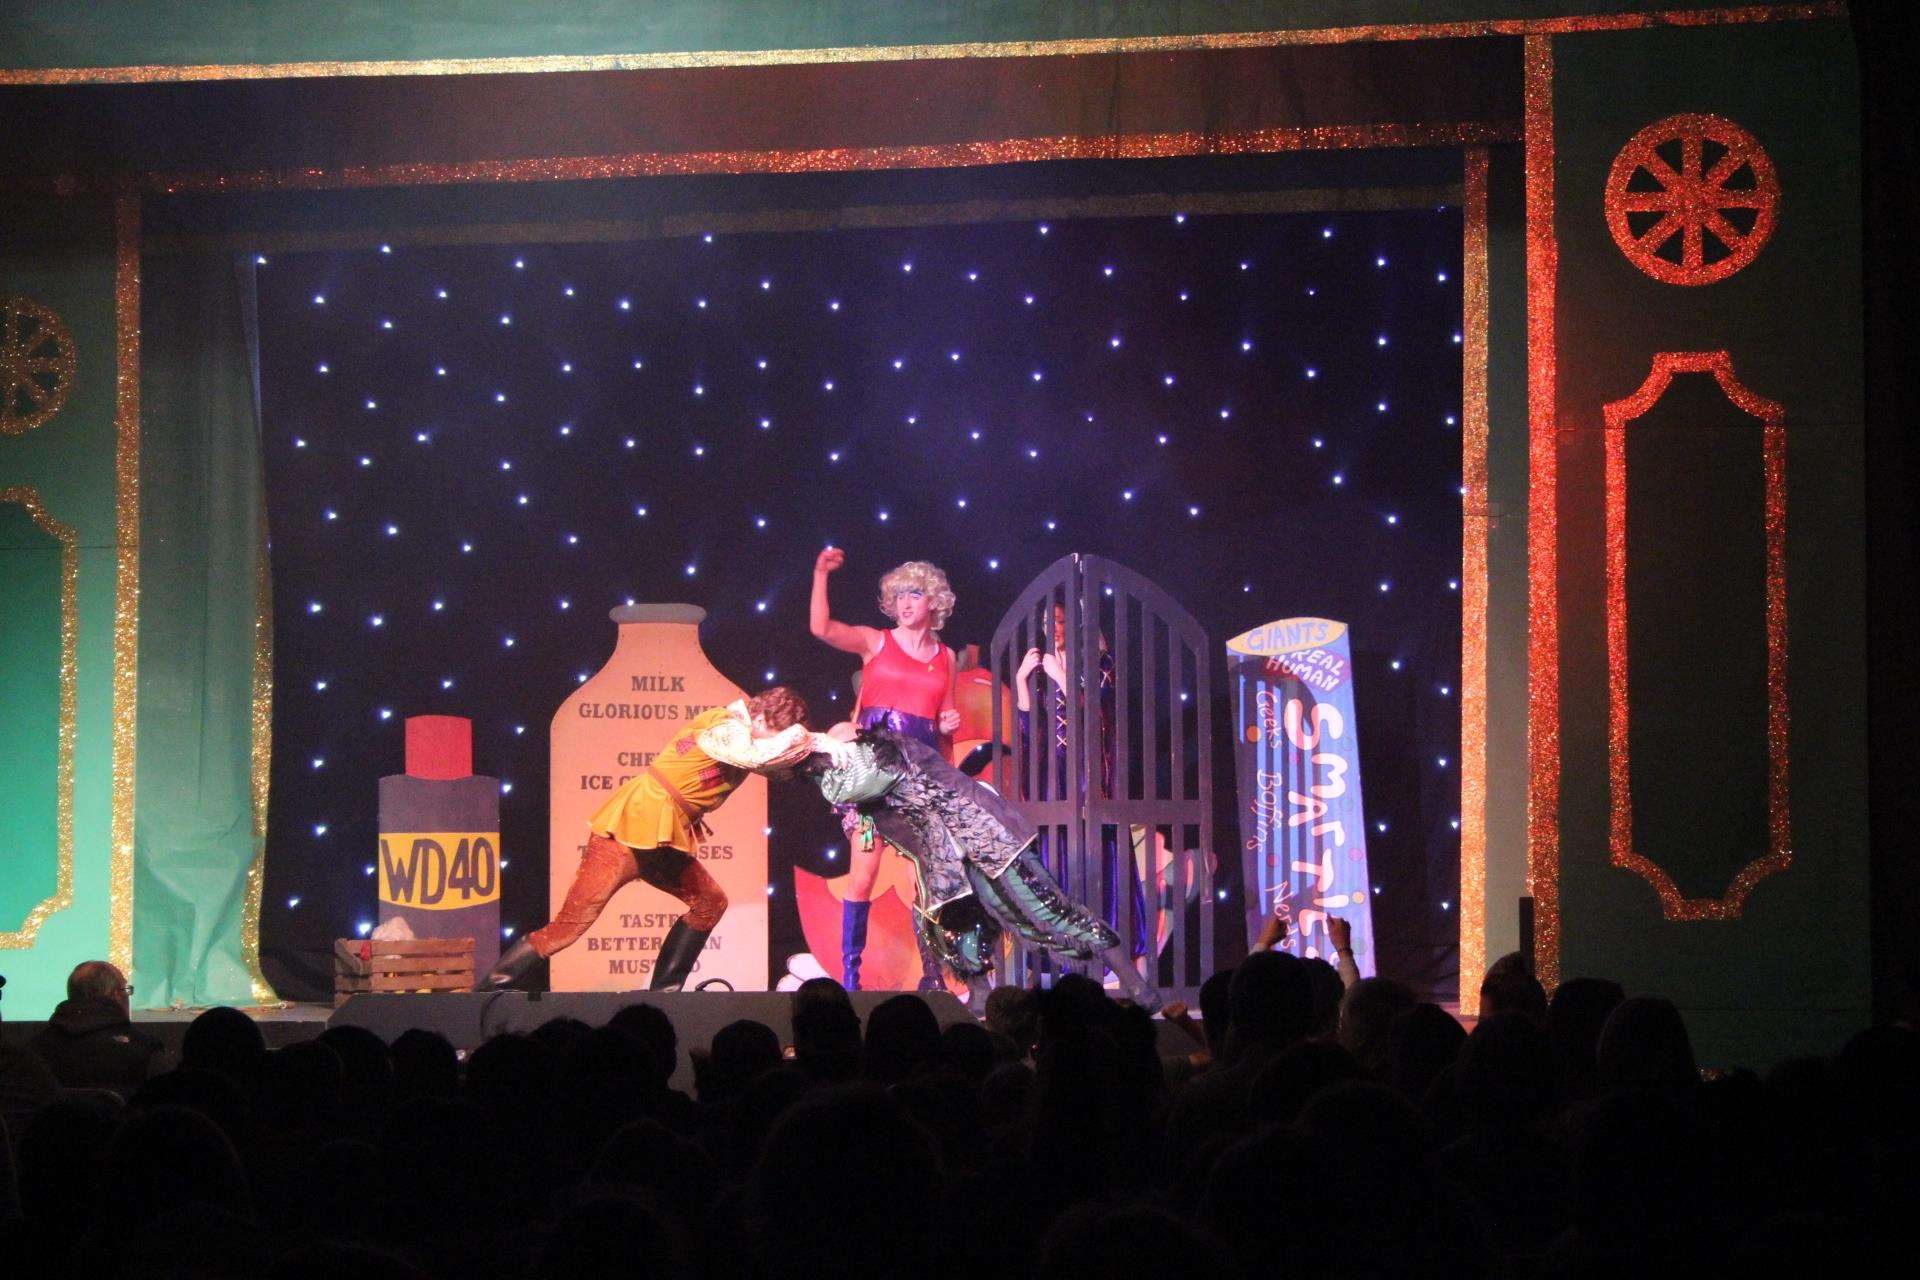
(876, 560, 956, 631)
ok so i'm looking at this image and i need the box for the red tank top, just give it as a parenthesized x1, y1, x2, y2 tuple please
(860, 630, 950, 720)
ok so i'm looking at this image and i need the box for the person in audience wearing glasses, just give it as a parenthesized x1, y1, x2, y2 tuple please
(26, 960, 163, 1096)
(484, 687, 814, 992)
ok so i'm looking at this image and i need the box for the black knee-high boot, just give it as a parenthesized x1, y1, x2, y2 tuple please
(480, 937, 544, 990)
(970, 850, 1121, 957)
(650, 918, 711, 991)
(913, 926, 947, 992)
(968, 852, 1163, 1011)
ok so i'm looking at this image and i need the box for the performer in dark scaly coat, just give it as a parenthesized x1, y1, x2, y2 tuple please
(800, 725, 1161, 1013)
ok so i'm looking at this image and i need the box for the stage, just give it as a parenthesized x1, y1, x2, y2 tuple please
(0, 13, 1902, 1280)
(3, 991, 1295, 1092)
(0, 1, 1881, 1067)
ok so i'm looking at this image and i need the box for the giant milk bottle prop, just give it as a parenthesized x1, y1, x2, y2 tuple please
(548, 605, 770, 991)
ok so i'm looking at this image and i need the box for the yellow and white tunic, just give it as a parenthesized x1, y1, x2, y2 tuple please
(587, 701, 813, 854)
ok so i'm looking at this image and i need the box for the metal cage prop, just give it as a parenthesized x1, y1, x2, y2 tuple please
(987, 554, 1216, 997)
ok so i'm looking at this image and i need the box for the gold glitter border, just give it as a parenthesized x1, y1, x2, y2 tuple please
(1458, 146, 1490, 1014)
(148, 184, 1465, 257)
(243, 504, 277, 1001)
(1603, 352, 1789, 919)
(1523, 33, 1561, 990)
(109, 189, 140, 978)
(0, 486, 78, 949)
(143, 122, 1513, 196)
(0, 4, 1847, 85)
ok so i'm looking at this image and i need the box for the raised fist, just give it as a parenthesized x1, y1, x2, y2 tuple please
(815, 546, 846, 575)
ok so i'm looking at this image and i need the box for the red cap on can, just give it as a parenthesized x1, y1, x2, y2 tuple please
(405, 715, 472, 780)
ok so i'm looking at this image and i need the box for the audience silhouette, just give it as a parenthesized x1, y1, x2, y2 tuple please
(0, 956, 1912, 1279)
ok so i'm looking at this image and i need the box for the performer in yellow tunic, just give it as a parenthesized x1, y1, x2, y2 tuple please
(484, 687, 813, 991)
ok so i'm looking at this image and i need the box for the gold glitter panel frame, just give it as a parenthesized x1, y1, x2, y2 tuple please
(1522, 33, 1562, 991)
(109, 190, 141, 976)
(144, 122, 1513, 197)
(1602, 352, 1789, 920)
(0, 485, 79, 949)
(244, 506, 276, 1001)
(0, 4, 1846, 86)
(1458, 147, 1491, 1014)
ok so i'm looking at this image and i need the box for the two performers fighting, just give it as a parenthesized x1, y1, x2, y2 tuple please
(485, 548, 1155, 1011)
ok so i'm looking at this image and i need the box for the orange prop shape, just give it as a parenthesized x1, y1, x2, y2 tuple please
(794, 866, 925, 992)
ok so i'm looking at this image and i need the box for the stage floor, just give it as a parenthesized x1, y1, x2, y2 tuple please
(130, 1002, 333, 1024)
(6, 996, 1469, 1093)
(117, 998, 1466, 1020)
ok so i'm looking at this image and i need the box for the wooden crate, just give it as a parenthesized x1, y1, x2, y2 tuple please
(333, 936, 475, 1005)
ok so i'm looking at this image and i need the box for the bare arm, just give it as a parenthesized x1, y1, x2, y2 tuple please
(1329, 915, 1360, 987)
(1161, 999, 1208, 1052)
(809, 546, 882, 657)
(937, 648, 961, 735)
(1013, 647, 1043, 713)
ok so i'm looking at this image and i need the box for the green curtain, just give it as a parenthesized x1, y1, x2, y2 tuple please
(132, 254, 272, 1007)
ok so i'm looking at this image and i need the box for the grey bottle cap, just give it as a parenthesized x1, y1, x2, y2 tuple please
(609, 603, 707, 625)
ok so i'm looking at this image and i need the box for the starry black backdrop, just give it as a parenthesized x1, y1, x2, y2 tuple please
(257, 205, 1465, 999)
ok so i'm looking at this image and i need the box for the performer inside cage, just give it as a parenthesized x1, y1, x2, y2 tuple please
(808, 548, 961, 990)
(482, 687, 815, 992)
(798, 721, 1162, 1014)
(1014, 601, 1149, 961)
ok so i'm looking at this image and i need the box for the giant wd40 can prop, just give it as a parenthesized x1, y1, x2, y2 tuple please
(376, 715, 501, 974)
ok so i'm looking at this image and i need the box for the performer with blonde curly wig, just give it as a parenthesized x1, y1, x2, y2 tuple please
(809, 548, 960, 990)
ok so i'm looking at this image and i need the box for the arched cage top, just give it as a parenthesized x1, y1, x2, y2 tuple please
(987, 554, 1215, 997)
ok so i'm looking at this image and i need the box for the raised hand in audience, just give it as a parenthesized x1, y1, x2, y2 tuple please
(1254, 911, 1289, 952)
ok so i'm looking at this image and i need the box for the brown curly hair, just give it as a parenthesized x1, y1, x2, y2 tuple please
(747, 685, 809, 732)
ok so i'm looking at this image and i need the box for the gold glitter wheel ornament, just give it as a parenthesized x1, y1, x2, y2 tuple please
(1604, 113, 1779, 286)
(0, 295, 78, 434)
